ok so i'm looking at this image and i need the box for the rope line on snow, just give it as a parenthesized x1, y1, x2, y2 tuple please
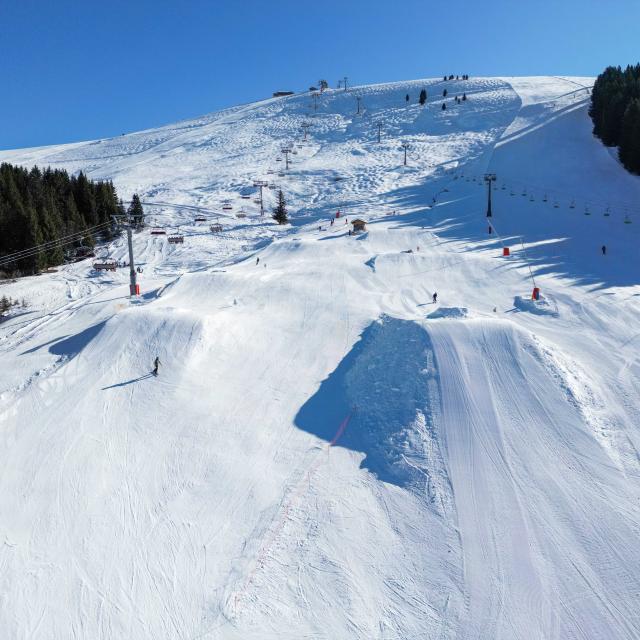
(230, 408, 356, 618)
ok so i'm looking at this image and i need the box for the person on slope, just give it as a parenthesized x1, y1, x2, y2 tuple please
(256, 257, 260, 265)
(153, 356, 161, 376)
(432, 292, 438, 304)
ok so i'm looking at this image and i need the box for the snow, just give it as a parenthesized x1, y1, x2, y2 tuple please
(1, 76, 640, 639)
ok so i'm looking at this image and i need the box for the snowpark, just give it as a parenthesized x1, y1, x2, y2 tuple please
(1, 76, 640, 639)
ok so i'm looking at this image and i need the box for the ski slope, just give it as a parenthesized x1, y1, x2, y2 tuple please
(1, 76, 640, 640)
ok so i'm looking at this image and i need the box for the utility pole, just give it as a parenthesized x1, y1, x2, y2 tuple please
(401, 142, 409, 166)
(112, 211, 139, 296)
(253, 180, 268, 216)
(301, 122, 311, 141)
(343, 76, 348, 92)
(376, 122, 383, 143)
(356, 96, 361, 114)
(484, 173, 497, 217)
(281, 148, 292, 170)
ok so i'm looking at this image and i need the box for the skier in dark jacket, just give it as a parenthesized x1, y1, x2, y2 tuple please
(153, 357, 160, 376)
(432, 292, 438, 303)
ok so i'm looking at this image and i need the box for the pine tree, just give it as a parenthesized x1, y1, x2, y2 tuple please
(405, 93, 410, 103)
(462, 93, 467, 101)
(443, 88, 448, 98)
(128, 194, 144, 227)
(419, 89, 427, 105)
(620, 99, 640, 173)
(0, 162, 122, 276)
(442, 102, 447, 110)
(272, 190, 288, 224)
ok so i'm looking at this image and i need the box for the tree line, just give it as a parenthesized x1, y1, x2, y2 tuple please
(0, 163, 124, 276)
(590, 64, 640, 174)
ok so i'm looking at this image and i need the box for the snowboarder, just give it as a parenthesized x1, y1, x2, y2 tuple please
(601, 245, 607, 255)
(152, 356, 160, 376)
(432, 292, 438, 304)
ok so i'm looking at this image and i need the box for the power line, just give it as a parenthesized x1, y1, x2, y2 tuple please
(0, 221, 112, 267)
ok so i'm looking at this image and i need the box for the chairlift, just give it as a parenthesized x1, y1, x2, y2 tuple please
(624, 215, 632, 224)
(529, 195, 535, 202)
(569, 200, 575, 209)
(210, 223, 223, 233)
(275, 157, 282, 161)
(194, 216, 207, 223)
(603, 206, 611, 217)
(236, 213, 247, 219)
(522, 189, 527, 197)
(584, 206, 590, 215)
(501, 184, 506, 190)
(222, 204, 233, 211)
(510, 190, 515, 196)
(543, 194, 548, 203)
(151, 227, 167, 235)
(553, 201, 559, 209)
(168, 234, 184, 244)
(241, 194, 251, 200)
(93, 259, 117, 272)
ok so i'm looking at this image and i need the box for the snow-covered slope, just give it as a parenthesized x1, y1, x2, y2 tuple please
(1, 76, 640, 640)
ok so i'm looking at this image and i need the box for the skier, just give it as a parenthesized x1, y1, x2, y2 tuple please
(601, 245, 607, 255)
(256, 257, 260, 265)
(152, 356, 160, 376)
(432, 292, 438, 304)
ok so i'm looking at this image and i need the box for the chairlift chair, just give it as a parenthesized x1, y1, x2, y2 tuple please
(604, 207, 611, 217)
(151, 227, 167, 235)
(194, 216, 207, 223)
(93, 259, 117, 272)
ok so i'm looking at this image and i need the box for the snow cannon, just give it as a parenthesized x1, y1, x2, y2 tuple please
(532, 287, 540, 301)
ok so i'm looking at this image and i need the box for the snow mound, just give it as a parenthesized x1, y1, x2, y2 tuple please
(296, 315, 444, 492)
(513, 295, 558, 317)
(427, 306, 469, 319)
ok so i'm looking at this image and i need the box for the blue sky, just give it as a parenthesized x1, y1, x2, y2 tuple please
(1, 0, 638, 149)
